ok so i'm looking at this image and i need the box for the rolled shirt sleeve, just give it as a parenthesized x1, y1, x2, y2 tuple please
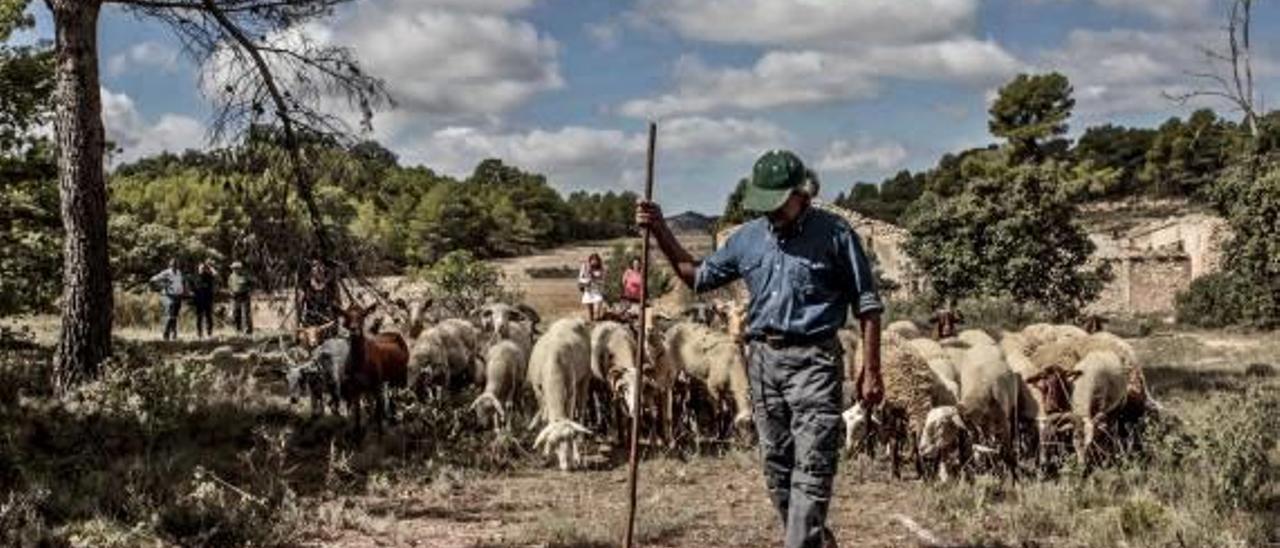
(693, 233, 742, 293)
(838, 227, 884, 317)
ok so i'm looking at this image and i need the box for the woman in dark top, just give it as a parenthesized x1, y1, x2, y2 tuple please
(193, 260, 219, 338)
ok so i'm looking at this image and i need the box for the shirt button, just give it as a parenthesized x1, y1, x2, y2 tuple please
(771, 291, 778, 296)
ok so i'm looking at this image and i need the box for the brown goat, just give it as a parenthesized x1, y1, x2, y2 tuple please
(339, 303, 410, 433)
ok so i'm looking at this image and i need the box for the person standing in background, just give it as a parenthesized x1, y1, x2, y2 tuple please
(228, 261, 254, 335)
(300, 259, 342, 327)
(192, 260, 218, 338)
(620, 257, 644, 319)
(150, 258, 186, 341)
(578, 253, 605, 321)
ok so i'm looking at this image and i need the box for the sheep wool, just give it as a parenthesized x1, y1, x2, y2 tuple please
(879, 331, 938, 435)
(885, 320, 923, 340)
(956, 329, 997, 348)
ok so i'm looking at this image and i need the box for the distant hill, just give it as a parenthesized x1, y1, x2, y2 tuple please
(667, 211, 718, 234)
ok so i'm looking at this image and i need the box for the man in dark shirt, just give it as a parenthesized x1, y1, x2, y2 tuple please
(637, 150, 883, 548)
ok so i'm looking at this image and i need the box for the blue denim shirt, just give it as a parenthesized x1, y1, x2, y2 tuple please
(694, 207, 883, 339)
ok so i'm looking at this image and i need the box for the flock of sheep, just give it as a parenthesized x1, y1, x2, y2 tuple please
(280, 298, 1159, 480)
(856, 320, 1158, 480)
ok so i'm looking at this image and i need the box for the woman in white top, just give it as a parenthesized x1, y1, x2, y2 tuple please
(578, 253, 605, 320)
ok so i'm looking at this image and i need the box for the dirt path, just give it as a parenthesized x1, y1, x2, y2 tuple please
(309, 453, 940, 547)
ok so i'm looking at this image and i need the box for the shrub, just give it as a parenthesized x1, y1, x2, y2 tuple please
(525, 265, 578, 279)
(414, 250, 523, 317)
(1175, 271, 1250, 328)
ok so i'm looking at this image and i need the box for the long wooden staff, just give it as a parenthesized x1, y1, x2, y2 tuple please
(623, 121, 657, 548)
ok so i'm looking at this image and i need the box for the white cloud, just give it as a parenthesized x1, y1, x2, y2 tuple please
(817, 138, 908, 174)
(1036, 27, 1279, 120)
(107, 41, 180, 77)
(412, 0, 537, 13)
(586, 21, 621, 49)
(101, 88, 205, 164)
(405, 116, 790, 191)
(1091, 0, 1215, 23)
(621, 38, 1022, 118)
(327, 1, 562, 119)
(637, 0, 979, 48)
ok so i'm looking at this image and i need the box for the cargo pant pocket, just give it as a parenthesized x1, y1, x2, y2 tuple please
(797, 411, 843, 478)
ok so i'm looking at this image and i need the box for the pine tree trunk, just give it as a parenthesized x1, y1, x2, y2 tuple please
(48, 0, 111, 393)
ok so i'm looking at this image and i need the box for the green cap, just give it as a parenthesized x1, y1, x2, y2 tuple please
(743, 149, 806, 212)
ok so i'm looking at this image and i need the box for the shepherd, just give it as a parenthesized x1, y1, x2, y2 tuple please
(637, 150, 884, 548)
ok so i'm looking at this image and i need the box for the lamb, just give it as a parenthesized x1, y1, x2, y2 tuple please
(529, 318, 594, 471)
(470, 339, 527, 433)
(286, 336, 348, 417)
(919, 344, 1023, 479)
(885, 320, 923, 340)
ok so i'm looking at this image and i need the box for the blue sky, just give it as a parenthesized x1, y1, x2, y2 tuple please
(13, 0, 1280, 213)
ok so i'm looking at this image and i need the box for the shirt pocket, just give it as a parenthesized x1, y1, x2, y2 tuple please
(789, 256, 837, 300)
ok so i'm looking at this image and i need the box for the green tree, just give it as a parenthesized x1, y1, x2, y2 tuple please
(1139, 109, 1230, 197)
(0, 7, 58, 316)
(904, 155, 1109, 319)
(1073, 124, 1156, 198)
(1200, 154, 1280, 326)
(39, 0, 388, 390)
(989, 72, 1075, 161)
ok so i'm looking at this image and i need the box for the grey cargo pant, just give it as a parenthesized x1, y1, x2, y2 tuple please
(746, 338, 845, 548)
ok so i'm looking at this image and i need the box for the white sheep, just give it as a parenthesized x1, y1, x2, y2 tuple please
(920, 344, 1022, 479)
(590, 321, 639, 418)
(437, 318, 482, 382)
(470, 339, 527, 433)
(873, 331, 957, 478)
(477, 302, 539, 358)
(1068, 350, 1131, 467)
(662, 321, 752, 438)
(529, 318, 594, 471)
(408, 324, 469, 399)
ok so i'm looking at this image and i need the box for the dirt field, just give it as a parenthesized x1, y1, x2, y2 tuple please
(487, 233, 715, 322)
